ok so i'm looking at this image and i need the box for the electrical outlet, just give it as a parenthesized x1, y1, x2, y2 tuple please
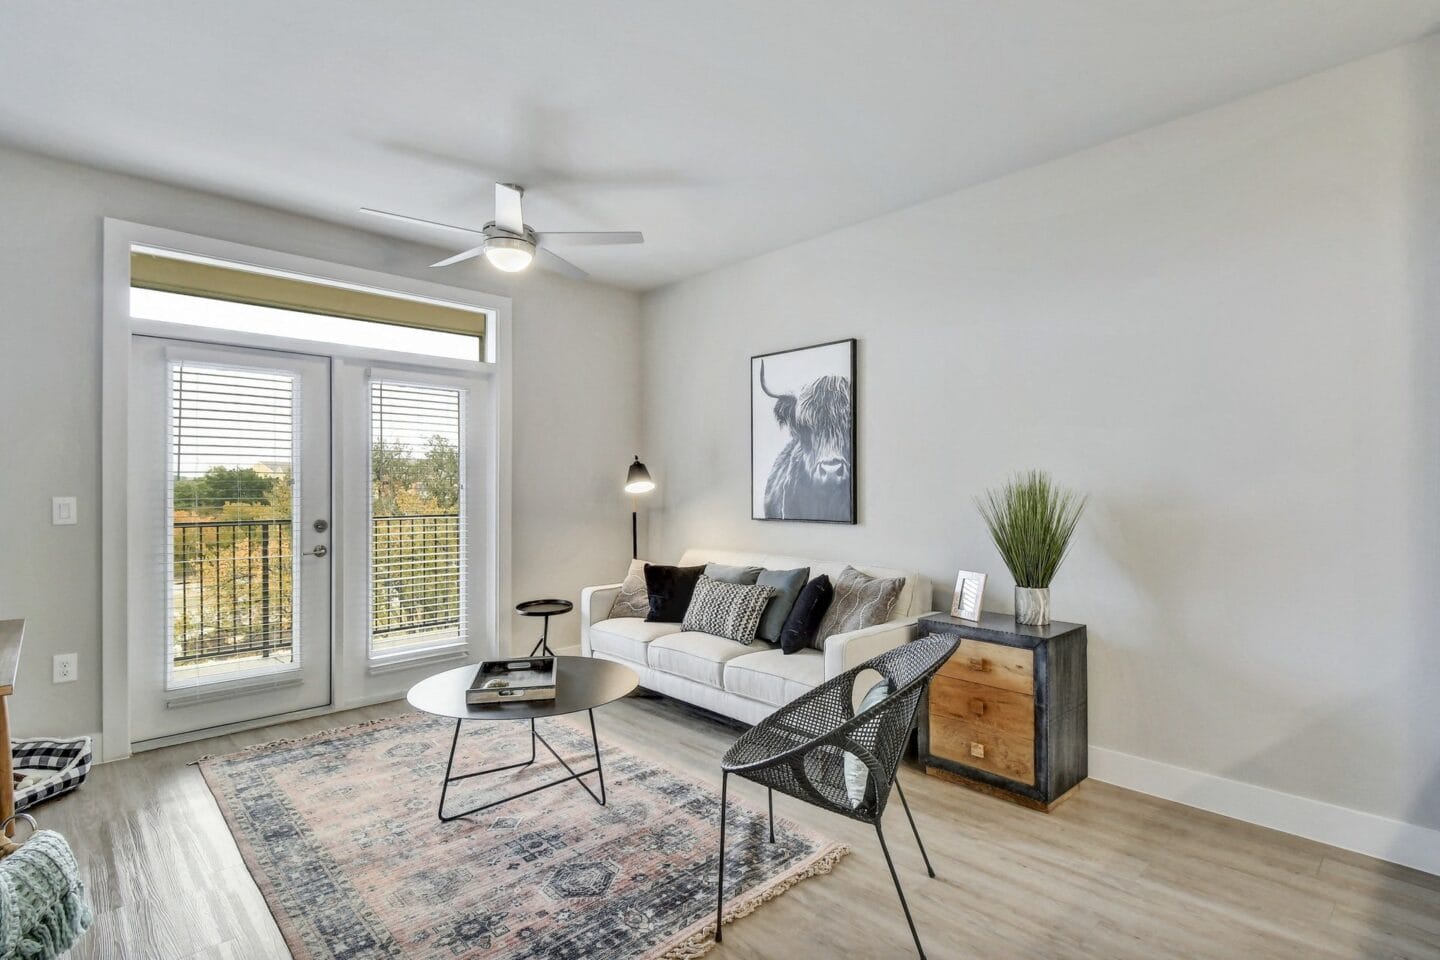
(53, 653, 77, 684)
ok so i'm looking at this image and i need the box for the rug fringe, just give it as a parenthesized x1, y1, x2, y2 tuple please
(187, 715, 405, 766)
(651, 843, 851, 960)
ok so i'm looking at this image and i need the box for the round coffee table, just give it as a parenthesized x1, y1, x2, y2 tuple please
(407, 656, 638, 822)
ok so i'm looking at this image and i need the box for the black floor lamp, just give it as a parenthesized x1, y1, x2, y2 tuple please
(625, 455, 655, 559)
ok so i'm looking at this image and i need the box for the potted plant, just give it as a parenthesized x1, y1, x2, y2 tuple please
(975, 470, 1086, 626)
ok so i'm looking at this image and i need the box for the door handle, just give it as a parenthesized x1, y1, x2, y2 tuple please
(306, 545, 329, 558)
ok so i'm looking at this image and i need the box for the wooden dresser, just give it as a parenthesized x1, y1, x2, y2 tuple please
(917, 612, 1087, 811)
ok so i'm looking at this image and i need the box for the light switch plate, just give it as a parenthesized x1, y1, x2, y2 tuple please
(51, 496, 77, 525)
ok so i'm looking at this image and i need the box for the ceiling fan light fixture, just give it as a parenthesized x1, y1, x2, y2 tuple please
(484, 236, 535, 272)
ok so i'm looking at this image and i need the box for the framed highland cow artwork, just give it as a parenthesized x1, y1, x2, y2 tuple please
(751, 338, 857, 523)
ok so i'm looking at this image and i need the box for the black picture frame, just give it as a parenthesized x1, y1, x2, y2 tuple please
(750, 337, 857, 524)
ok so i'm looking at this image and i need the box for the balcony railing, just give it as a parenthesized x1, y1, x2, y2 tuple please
(371, 513, 462, 653)
(171, 514, 462, 667)
(172, 518, 293, 666)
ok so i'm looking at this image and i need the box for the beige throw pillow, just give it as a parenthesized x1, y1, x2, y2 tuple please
(815, 566, 905, 646)
(607, 559, 651, 619)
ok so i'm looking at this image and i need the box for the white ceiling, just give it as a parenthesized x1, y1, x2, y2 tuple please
(2, 1, 1437, 290)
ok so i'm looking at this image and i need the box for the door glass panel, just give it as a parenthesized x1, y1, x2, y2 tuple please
(169, 360, 300, 687)
(369, 380, 465, 656)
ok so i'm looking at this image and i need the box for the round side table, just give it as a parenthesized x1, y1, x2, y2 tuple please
(516, 598, 573, 656)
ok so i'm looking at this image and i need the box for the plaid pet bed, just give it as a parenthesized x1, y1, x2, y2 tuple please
(11, 737, 92, 812)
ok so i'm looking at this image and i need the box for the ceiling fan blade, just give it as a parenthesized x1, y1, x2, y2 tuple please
(535, 231, 644, 247)
(534, 247, 589, 280)
(495, 183, 525, 235)
(359, 207, 487, 236)
(430, 244, 488, 268)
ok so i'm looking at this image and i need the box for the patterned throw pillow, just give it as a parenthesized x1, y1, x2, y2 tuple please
(682, 575, 777, 645)
(607, 559, 650, 619)
(815, 566, 905, 646)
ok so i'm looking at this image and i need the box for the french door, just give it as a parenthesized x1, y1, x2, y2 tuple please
(128, 337, 332, 743)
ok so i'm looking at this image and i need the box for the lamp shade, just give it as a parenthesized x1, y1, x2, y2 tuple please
(625, 455, 655, 494)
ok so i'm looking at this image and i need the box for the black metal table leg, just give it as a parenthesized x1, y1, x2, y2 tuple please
(528, 613, 555, 657)
(715, 770, 729, 944)
(436, 709, 607, 821)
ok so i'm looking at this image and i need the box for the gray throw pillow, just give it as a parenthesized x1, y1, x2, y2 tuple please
(815, 566, 905, 646)
(607, 559, 651, 619)
(755, 566, 809, 642)
(703, 563, 763, 585)
(844, 678, 893, 807)
(682, 575, 776, 645)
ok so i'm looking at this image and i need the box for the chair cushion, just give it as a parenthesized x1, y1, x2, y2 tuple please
(755, 566, 809, 643)
(644, 564, 707, 622)
(816, 566, 904, 644)
(589, 618, 683, 665)
(845, 678, 893, 807)
(724, 647, 825, 707)
(607, 559, 651, 619)
(648, 632, 771, 688)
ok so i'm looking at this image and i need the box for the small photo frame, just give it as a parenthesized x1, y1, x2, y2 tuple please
(950, 570, 986, 622)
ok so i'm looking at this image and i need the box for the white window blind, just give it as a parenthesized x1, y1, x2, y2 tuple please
(167, 360, 302, 688)
(369, 379, 466, 657)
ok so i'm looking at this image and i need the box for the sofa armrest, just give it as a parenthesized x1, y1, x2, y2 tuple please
(580, 583, 623, 656)
(822, 616, 919, 678)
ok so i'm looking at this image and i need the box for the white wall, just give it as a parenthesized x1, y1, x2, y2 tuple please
(0, 144, 642, 741)
(641, 37, 1440, 855)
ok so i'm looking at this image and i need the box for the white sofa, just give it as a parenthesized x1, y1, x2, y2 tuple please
(580, 548, 932, 725)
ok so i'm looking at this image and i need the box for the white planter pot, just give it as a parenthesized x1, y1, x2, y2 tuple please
(1014, 587, 1051, 626)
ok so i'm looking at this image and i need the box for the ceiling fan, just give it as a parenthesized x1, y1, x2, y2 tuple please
(360, 182, 643, 280)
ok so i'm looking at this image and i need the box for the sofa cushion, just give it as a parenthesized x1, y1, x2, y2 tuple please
(677, 549, 926, 621)
(644, 564, 707, 622)
(723, 647, 825, 707)
(780, 574, 833, 653)
(816, 566, 905, 644)
(589, 618, 683, 665)
(756, 566, 809, 643)
(703, 563, 763, 585)
(607, 559, 651, 619)
(648, 632, 772, 688)
(682, 576, 776, 645)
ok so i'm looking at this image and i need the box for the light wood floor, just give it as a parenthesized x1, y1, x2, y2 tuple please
(40, 694, 1440, 959)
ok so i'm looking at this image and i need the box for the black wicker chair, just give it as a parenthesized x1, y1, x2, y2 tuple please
(714, 633, 961, 958)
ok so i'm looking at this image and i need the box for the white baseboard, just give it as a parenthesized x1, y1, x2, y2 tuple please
(1089, 746, 1440, 877)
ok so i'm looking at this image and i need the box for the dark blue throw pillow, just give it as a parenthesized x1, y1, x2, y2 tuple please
(779, 574, 833, 654)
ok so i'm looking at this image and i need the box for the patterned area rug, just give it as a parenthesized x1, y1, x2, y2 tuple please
(200, 712, 847, 959)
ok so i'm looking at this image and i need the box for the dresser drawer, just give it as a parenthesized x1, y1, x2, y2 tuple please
(930, 675, 1035, 740)
(928, 713, 1036, 786)
(936, 637, 1034, 694)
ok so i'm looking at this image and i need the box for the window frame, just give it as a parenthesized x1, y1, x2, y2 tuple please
(364, 373, 472, 664)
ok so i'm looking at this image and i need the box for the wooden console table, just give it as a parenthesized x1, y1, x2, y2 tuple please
(917, 612, 1087, 811)
(0, 620, 21, 834)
